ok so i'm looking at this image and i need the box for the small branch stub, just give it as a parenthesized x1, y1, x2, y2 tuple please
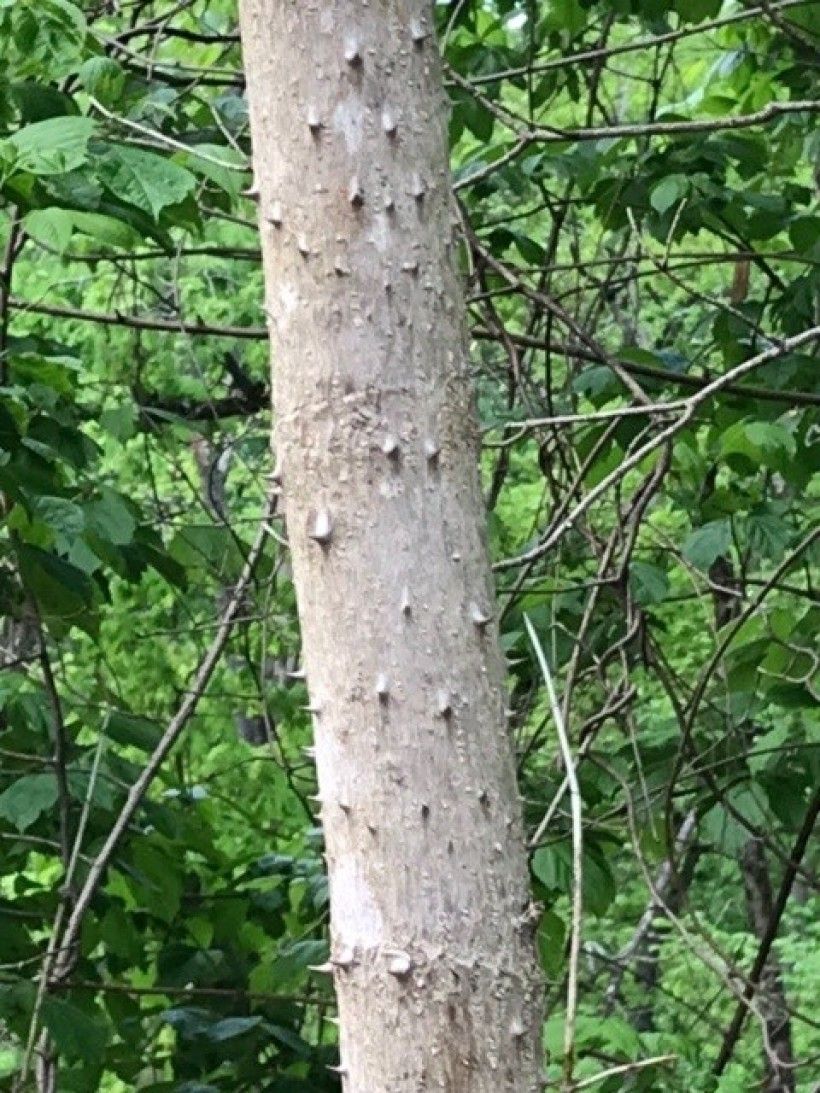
(410, 18, 429, 46)
(424, 439, 441, 466)
(436, 690, 453, 719)
(376, 673, 390, 702)
(470, 602, 492, 630)
(348, 176, 364, 208)
(400, 586, 412, 617)
(382, 109, 398, 137)
(297, 234, 310, 258)
(510, 1017, 526, 1040)
(308, 509, 333, 546)
(267, 201, 283, 228)
(382, 434, 400, 460)
(333, 947, 356, 969)
(386, 951, 412, 978)
(307, 107, 322, 134)
(410, 173, 427, 202)
(308, 961, 335, 976)
(344, 37, 362, 66)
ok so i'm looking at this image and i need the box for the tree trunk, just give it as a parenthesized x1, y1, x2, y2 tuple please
(237, 4, 544, 1091)
(603, 810, 699, 1030)
(741, 838, 796, 1093)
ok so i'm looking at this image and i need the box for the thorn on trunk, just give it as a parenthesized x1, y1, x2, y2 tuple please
(382, 434, 400, 459)
(386, 951, 412, 977)
(376, 673, 390, 702)
(344, 38, 362, 66)
(470, 603, 492, 630)
(308, 509, 332, 546)
(349, 176, 364, 208)
(309, 962, 335, 975)
(436, 690, 453, 719)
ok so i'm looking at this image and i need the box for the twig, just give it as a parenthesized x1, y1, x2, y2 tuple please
(495, 325, 820, 570)
(713, 785, 820, 1076)
(7, 296, 266, 339)
(88, 96, 248, 171)
(461, 0, 814, 85)
(568, 1053, 678, 1090)
(49, 496, 274, 984)
(525, 615, 582, 1089)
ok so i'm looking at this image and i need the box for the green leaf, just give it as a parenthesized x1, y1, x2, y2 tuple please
(536, 910, 565, 976)
(184, 144, 246, 199)
(205, 1017, 263, 1042)
(23, 209, 75, 254)
(629, 561, 669, 605)
(9, 116, 95, 175)
(84, 488, 136, 546)
(69, 211, 141, 249)
(10, 1, 87, 78)
(682, 520, 732, 570)
(29, 496, 85, 551)
(0, 774, 58, 832)
(720, 420, 796, 473)
(11, 81, 78, 124)
(41, 998, 110, 1063)
(545, 0, 586, 36)
(104, 710, 162, 752)
(0, 401, 21, 451)
(97, 146, 197, 219)
(17, 544, 94, 623)
(77, 57, 125, 104)
(675, 0, 723, 21)
(650, 174, 686, 214)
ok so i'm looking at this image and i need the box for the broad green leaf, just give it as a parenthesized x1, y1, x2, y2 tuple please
(28, 496, 85, 551)
(69, 211, 141, 249)
(41, 998, 110, 1063)
(184, 144, 246, 199)
(536, 910, 565, 976)
(650, 174, 686, 214)
(205, 1017, 263, 1042)
(11, 81, 78, 123)
(23, 208, 75, 253)
(104, 710, 162, 752)
(682, 520, 732, 570)
(77, 57, 125, 104)
(17, 544, 93, 622)
(10, 0, 87, 78)
(97, 146, 197, 220)
(84, 488, 136, 546)
(0, 774, 58, 831)
(629, 560, 669, 605)
(720, 420, 796, 472)
(9, 116, 95, 175)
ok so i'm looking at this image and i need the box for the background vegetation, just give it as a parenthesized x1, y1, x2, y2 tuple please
(0, 0, 817, 1089)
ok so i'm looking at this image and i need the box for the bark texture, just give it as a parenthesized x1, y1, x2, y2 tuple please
(741, 838, 796, 1093)
(238, 3, 544, 1090)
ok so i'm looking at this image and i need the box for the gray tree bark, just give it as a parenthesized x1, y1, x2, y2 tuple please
(741, 838, 796, 1093)
(237, 3, 544, 1091)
